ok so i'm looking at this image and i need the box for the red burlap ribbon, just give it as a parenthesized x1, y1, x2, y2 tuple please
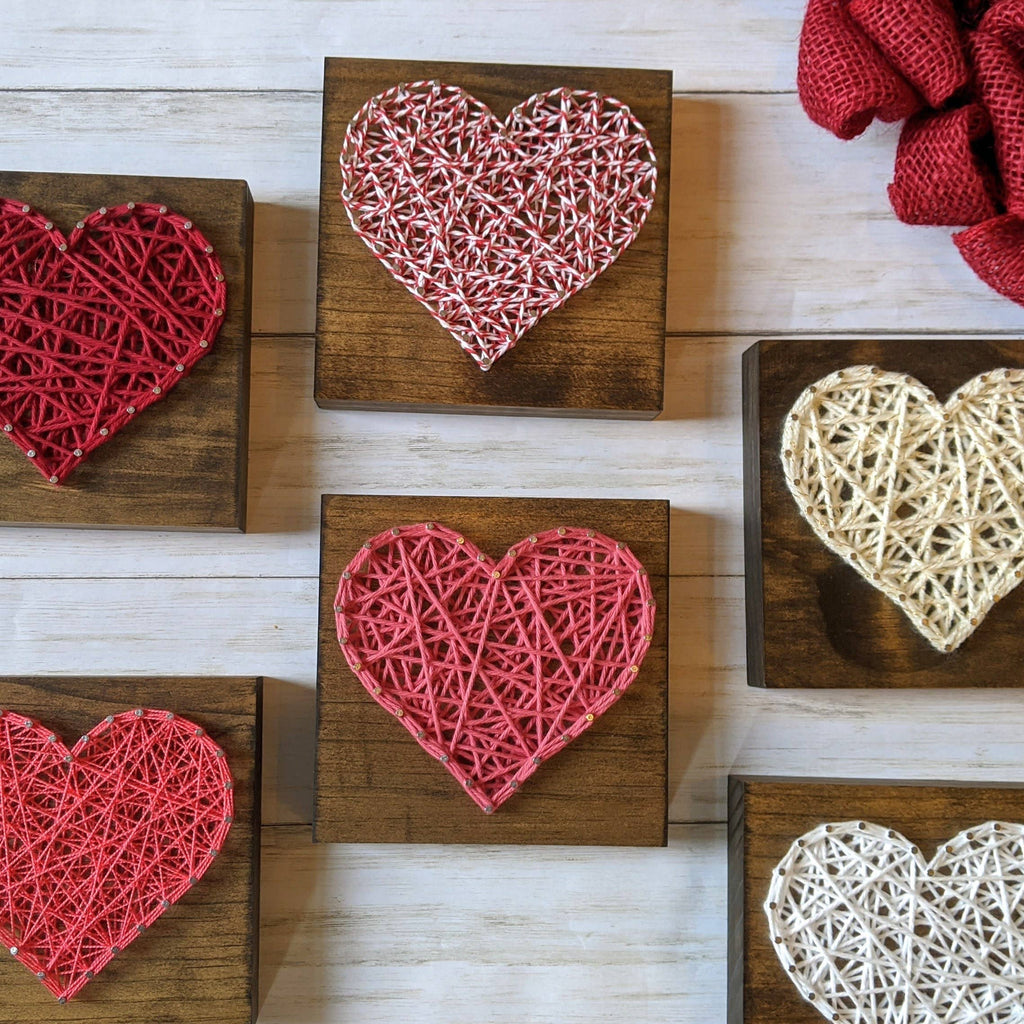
(798, 0, 1024, 305)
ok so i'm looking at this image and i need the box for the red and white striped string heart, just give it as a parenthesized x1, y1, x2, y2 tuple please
(340, 81, 657, 370)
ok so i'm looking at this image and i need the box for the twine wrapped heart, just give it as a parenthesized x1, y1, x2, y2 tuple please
(0, 708, 233, 1001)
(334, 522, 655, 812)
(0, 200, 226, 485)
(339, 81, 657, 371)
(765, 820, 1024, 1024)
(782, 365, 1024, 651)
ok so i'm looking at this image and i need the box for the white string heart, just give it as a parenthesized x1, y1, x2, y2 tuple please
(765, 820, 1024, 1024)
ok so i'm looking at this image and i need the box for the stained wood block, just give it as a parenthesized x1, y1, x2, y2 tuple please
(0, 171, 252, 531)
(0, 676, 261, 1024)
(314, 57, 671, 418)
(728, 774, 1024, 1024)
(743, 338, 1024, 687)
(315, 494, 669, 845)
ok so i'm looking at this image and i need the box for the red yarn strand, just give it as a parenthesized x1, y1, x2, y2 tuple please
(0, 709, 233, 1002)
(0, 201, 226, 484)
(335, 523, 656, 813)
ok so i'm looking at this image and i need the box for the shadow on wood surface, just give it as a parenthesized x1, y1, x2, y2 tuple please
(666, 97, 725, 339)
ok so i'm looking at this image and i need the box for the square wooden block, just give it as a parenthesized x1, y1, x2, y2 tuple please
(728, 775, 1024, 1024)
(0, 171, 252, 531)
(315, 57, 671, 419)
(315, 494, 668, 845)
(0, 675, 262, 1024)
(743, 338, 1024, 687)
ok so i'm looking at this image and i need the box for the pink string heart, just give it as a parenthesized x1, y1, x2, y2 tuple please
(0, 708, 233, 1002)
(334, 523, 656, 812)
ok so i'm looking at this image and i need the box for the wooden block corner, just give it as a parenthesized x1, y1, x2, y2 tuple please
(0, 170, 253, 532)
(0, 675, 261, 1024)
(314, 57, 671, 418)
(728, 774, 1024, 1024)
(314, 493, 669, 846)
(745, 337, 1024, 688)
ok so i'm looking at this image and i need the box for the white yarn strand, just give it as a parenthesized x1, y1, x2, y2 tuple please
(765, 820, 1024, 1024)
(781, 365, 1024, 652)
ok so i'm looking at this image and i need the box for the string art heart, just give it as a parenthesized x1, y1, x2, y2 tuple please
(340, 81, 657, 370)
(765, 820, 1024, 1024)
(0, 199, 226, 485)
(0, 708, 233, 1001)
(782, 365, 1024, 652)
(334, 523, 655, 812)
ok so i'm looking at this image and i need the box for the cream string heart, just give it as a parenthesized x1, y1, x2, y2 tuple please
(0, 708, 233, 1001)
(334, 522, 655, 812)
(765, 820, 1024, 1024)
(782, 365, 1024, 652)
(339, 81, 657, 370)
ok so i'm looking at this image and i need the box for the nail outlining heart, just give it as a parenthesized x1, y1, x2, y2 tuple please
(334, 522, 656, 812)
(782, 365, 1024, 652)
(0, 199, 226, 485)
(339, 81, 657, 371)
(0, 708, 233, 1001)
(765, 820, 1024, 1024)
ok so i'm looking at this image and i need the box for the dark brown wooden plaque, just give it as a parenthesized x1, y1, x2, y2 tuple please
(315, 57, 671, 418)
(0, 171, 252, 531)
(728, 775, 1024, 1024)
(744, 337, 1024, 687)
(315, 494, 669, 845)
(0, 675, 261, 1023)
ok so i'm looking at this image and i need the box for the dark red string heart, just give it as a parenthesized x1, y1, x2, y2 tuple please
(0, 200, 226, 485)
(334, 522, 656, 813)
(797, 0, 1024, 306)
(0, 708, 233, 1002)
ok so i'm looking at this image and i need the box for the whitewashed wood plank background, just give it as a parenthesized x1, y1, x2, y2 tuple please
(3, 3, 1024, 1021)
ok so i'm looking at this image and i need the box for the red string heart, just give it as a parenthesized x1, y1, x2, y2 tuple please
(334, 523, 656, 813)
(340, 82, 657, 371)
(0, 708, 233, 1002)
(0, 200, 226, 485)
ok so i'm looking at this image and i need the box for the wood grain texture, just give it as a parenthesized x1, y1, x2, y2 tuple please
(0, 171, 252, 532)
(729, 775, 1024, 1024)
(0, 334, 747, 582)
(8, 572, 1024, 830)
(744, 337, 1024, 687)
(315, 494, 668, 845)
(259, 822, 725, 1024)
(315, 57, 670, 418)
(0, 676, 261, 1024)
(0, 0, 802, 92)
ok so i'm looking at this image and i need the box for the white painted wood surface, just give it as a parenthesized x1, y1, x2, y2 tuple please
(2, 3, 1023, 1020)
